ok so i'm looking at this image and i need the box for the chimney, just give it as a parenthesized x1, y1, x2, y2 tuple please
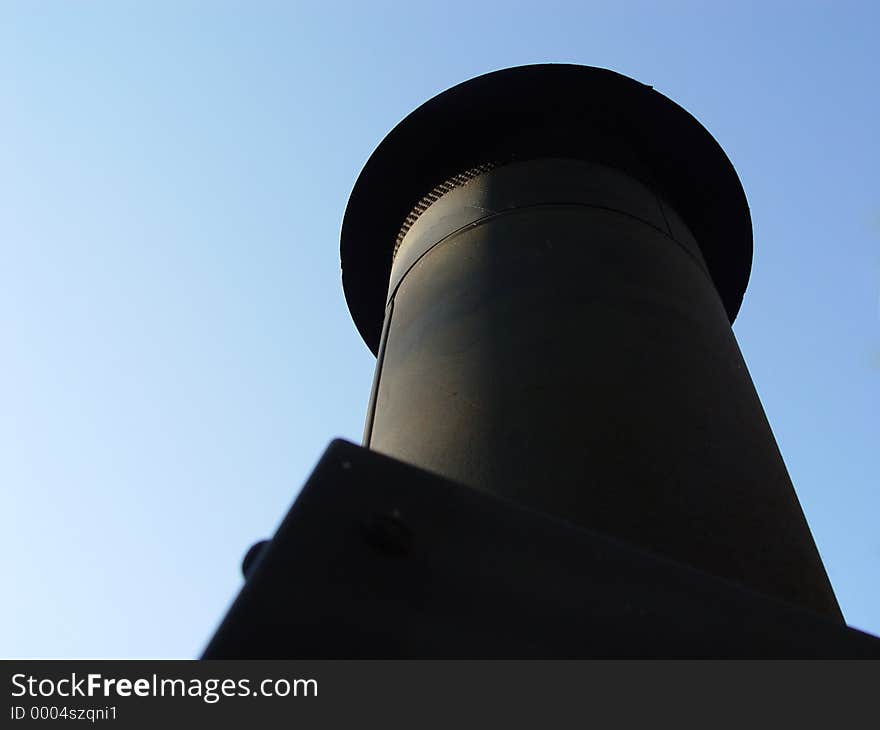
(204, 65, 879, 660)
(341, 64, 841, 619)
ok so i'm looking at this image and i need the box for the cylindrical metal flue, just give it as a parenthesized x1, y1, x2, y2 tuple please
(341, 65, 841, 620)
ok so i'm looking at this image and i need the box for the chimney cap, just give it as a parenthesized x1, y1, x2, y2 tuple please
(341, 64, 752, 354)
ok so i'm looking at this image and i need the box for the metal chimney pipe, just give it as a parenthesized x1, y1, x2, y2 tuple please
(340, 65, 841, 619)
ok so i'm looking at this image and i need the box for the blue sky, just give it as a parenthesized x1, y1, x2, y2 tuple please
(1, 2, 877, 657)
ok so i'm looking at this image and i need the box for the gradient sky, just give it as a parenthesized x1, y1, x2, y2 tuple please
(2, 2, 877, 658)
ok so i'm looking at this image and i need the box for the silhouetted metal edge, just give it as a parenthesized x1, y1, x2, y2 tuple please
(203, 440, 879, 659)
